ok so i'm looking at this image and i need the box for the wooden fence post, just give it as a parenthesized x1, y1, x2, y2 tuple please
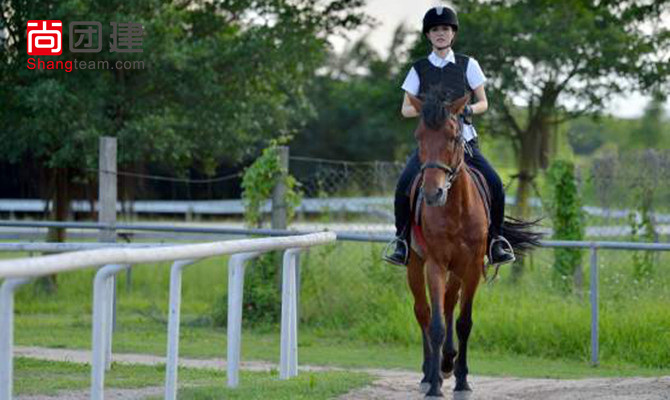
(99, 137, 118, 331)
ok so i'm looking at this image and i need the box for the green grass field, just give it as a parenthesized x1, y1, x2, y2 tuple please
(14, 315, 669, 379)
(14, 357, 372, 398)
(3, 238, 670, 396)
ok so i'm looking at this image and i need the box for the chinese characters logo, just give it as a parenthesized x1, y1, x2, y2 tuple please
(27, 20, 143, 55)
(109, 22, 143, 53)
(69, 21, 102, 53)
(27, 20, 63, 55)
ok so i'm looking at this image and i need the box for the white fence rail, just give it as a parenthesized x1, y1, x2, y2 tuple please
(2, 198, 669, 224)
(0, 232, 336, 400)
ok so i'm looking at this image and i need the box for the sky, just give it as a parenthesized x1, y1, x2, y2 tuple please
(330, 0, 669, 119)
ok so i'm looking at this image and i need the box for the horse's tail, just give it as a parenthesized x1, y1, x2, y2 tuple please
(500, 217, 544, 257)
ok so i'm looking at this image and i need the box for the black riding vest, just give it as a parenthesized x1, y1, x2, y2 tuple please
(413, 53, 472, 103)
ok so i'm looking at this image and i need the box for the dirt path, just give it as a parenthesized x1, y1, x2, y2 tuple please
(15, 347, 670, 400)
(337, 372, 670, 400)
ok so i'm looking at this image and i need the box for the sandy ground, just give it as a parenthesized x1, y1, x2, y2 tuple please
(14, 346, 670, 400)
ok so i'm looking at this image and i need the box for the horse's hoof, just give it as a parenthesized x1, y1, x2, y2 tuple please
(425, 396, 444, 399)
(419, 382, 431, 394)
(454, 380, 472, 392)
(425, 389, 444, 399)
(453, 390, 472, 400)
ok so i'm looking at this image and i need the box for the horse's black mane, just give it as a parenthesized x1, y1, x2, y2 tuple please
(420, 86, 454, 131)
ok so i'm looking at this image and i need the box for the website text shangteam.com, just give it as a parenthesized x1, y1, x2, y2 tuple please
(27, 58, 145, 72)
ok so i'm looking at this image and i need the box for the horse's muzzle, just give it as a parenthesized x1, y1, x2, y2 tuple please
(423, 186, 447, 207)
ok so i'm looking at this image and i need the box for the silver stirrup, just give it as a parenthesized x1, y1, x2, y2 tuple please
(488, 236, 516, 266)
(382, 237, 409, 266)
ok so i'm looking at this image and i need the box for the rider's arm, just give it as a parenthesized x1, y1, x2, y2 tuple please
(401, 92, 420, 118)
(470, 84, 488, 115)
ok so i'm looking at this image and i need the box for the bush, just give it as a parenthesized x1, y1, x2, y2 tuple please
(545, 160, 584, 289)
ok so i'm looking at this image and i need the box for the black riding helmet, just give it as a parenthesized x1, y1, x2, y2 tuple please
(422, 6, 459, 34)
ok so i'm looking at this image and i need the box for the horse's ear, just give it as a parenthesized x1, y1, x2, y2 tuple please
(408, 93, 423, 113)
(448, 94, 471, 115)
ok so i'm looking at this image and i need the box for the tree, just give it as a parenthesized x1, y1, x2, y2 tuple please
(0, 0, 366, 290)
(292, 24, 418, 162)
(633, 89, 667, 148)
(446, 0, 670, 217)
(0, 0, 368, 220)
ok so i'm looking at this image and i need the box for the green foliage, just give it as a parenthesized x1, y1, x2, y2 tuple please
(629, 185, 658, 279)
(567, 119, 606, 155)
(444, 0, 670, 220)
(292, 24, 417, 162)
(545, 160, 584, 288)
(212, 253, 290, 328)
(0, 0, 367, 214)
(241, 140, 302, 227)
(237, 140, 303, 325)
(632, 89, 668, 149)
(247, 254, 283, 326)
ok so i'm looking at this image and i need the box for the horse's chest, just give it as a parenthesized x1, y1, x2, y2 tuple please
(422, 210, 487, 260)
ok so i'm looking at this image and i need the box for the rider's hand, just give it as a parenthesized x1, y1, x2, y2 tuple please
(462, 105, 473, 124)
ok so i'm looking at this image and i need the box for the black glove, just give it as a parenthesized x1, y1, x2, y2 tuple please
(462, 105, 473, 124)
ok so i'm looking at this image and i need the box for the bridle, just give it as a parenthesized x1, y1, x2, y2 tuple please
(419, 117, 466, 202)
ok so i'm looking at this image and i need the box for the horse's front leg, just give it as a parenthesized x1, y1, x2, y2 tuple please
(442, 276, 461, 378)
(453, 272, 480, 392)
(425, 260, 447, 398)
(406, 250, 431, 392)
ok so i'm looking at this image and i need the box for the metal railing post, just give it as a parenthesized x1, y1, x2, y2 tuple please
(226, 252, 261, 388)
(105, 276, 115, 370)
(91, 264, 129, 400)
(590, 245, 599, 366)
(289, 250, 300, 378)
(0, 278, 31, 400)
(164, 259, 197, 400)
(280, 248, 301, 380)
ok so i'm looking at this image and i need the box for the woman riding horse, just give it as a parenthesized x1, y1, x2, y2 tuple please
(384, 6, 514, 267)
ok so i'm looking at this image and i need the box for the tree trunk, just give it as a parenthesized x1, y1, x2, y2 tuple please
(88, 176, 97, 221)
(511, 131, 540, 281)
(40, 168, 70, 293)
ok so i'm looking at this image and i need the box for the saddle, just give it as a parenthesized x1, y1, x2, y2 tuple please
(408, 166, 492, 259)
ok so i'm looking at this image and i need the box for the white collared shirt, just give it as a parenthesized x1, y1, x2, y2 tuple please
(401, 50, 486, 142)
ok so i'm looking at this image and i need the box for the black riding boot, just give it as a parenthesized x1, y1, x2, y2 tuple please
(384, 192, 411, 266)
(488, 235, 515, 265)
(465, 140, 515, 266)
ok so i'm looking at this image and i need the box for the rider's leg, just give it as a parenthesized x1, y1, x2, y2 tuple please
(464, 140, 515, 265)
(384, 149, 421, 266)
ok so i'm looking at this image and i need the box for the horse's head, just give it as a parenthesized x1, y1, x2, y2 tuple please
(408, 92, 470, 207)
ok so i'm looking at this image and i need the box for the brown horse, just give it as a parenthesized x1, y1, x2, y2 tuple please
(405, 92, 541, 398)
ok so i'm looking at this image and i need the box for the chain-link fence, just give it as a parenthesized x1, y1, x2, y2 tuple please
(288, 150, 670, 243)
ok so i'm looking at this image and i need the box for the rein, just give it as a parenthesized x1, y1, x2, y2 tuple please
(419, 132, 466, 198)
(420, 157, 464, 194)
